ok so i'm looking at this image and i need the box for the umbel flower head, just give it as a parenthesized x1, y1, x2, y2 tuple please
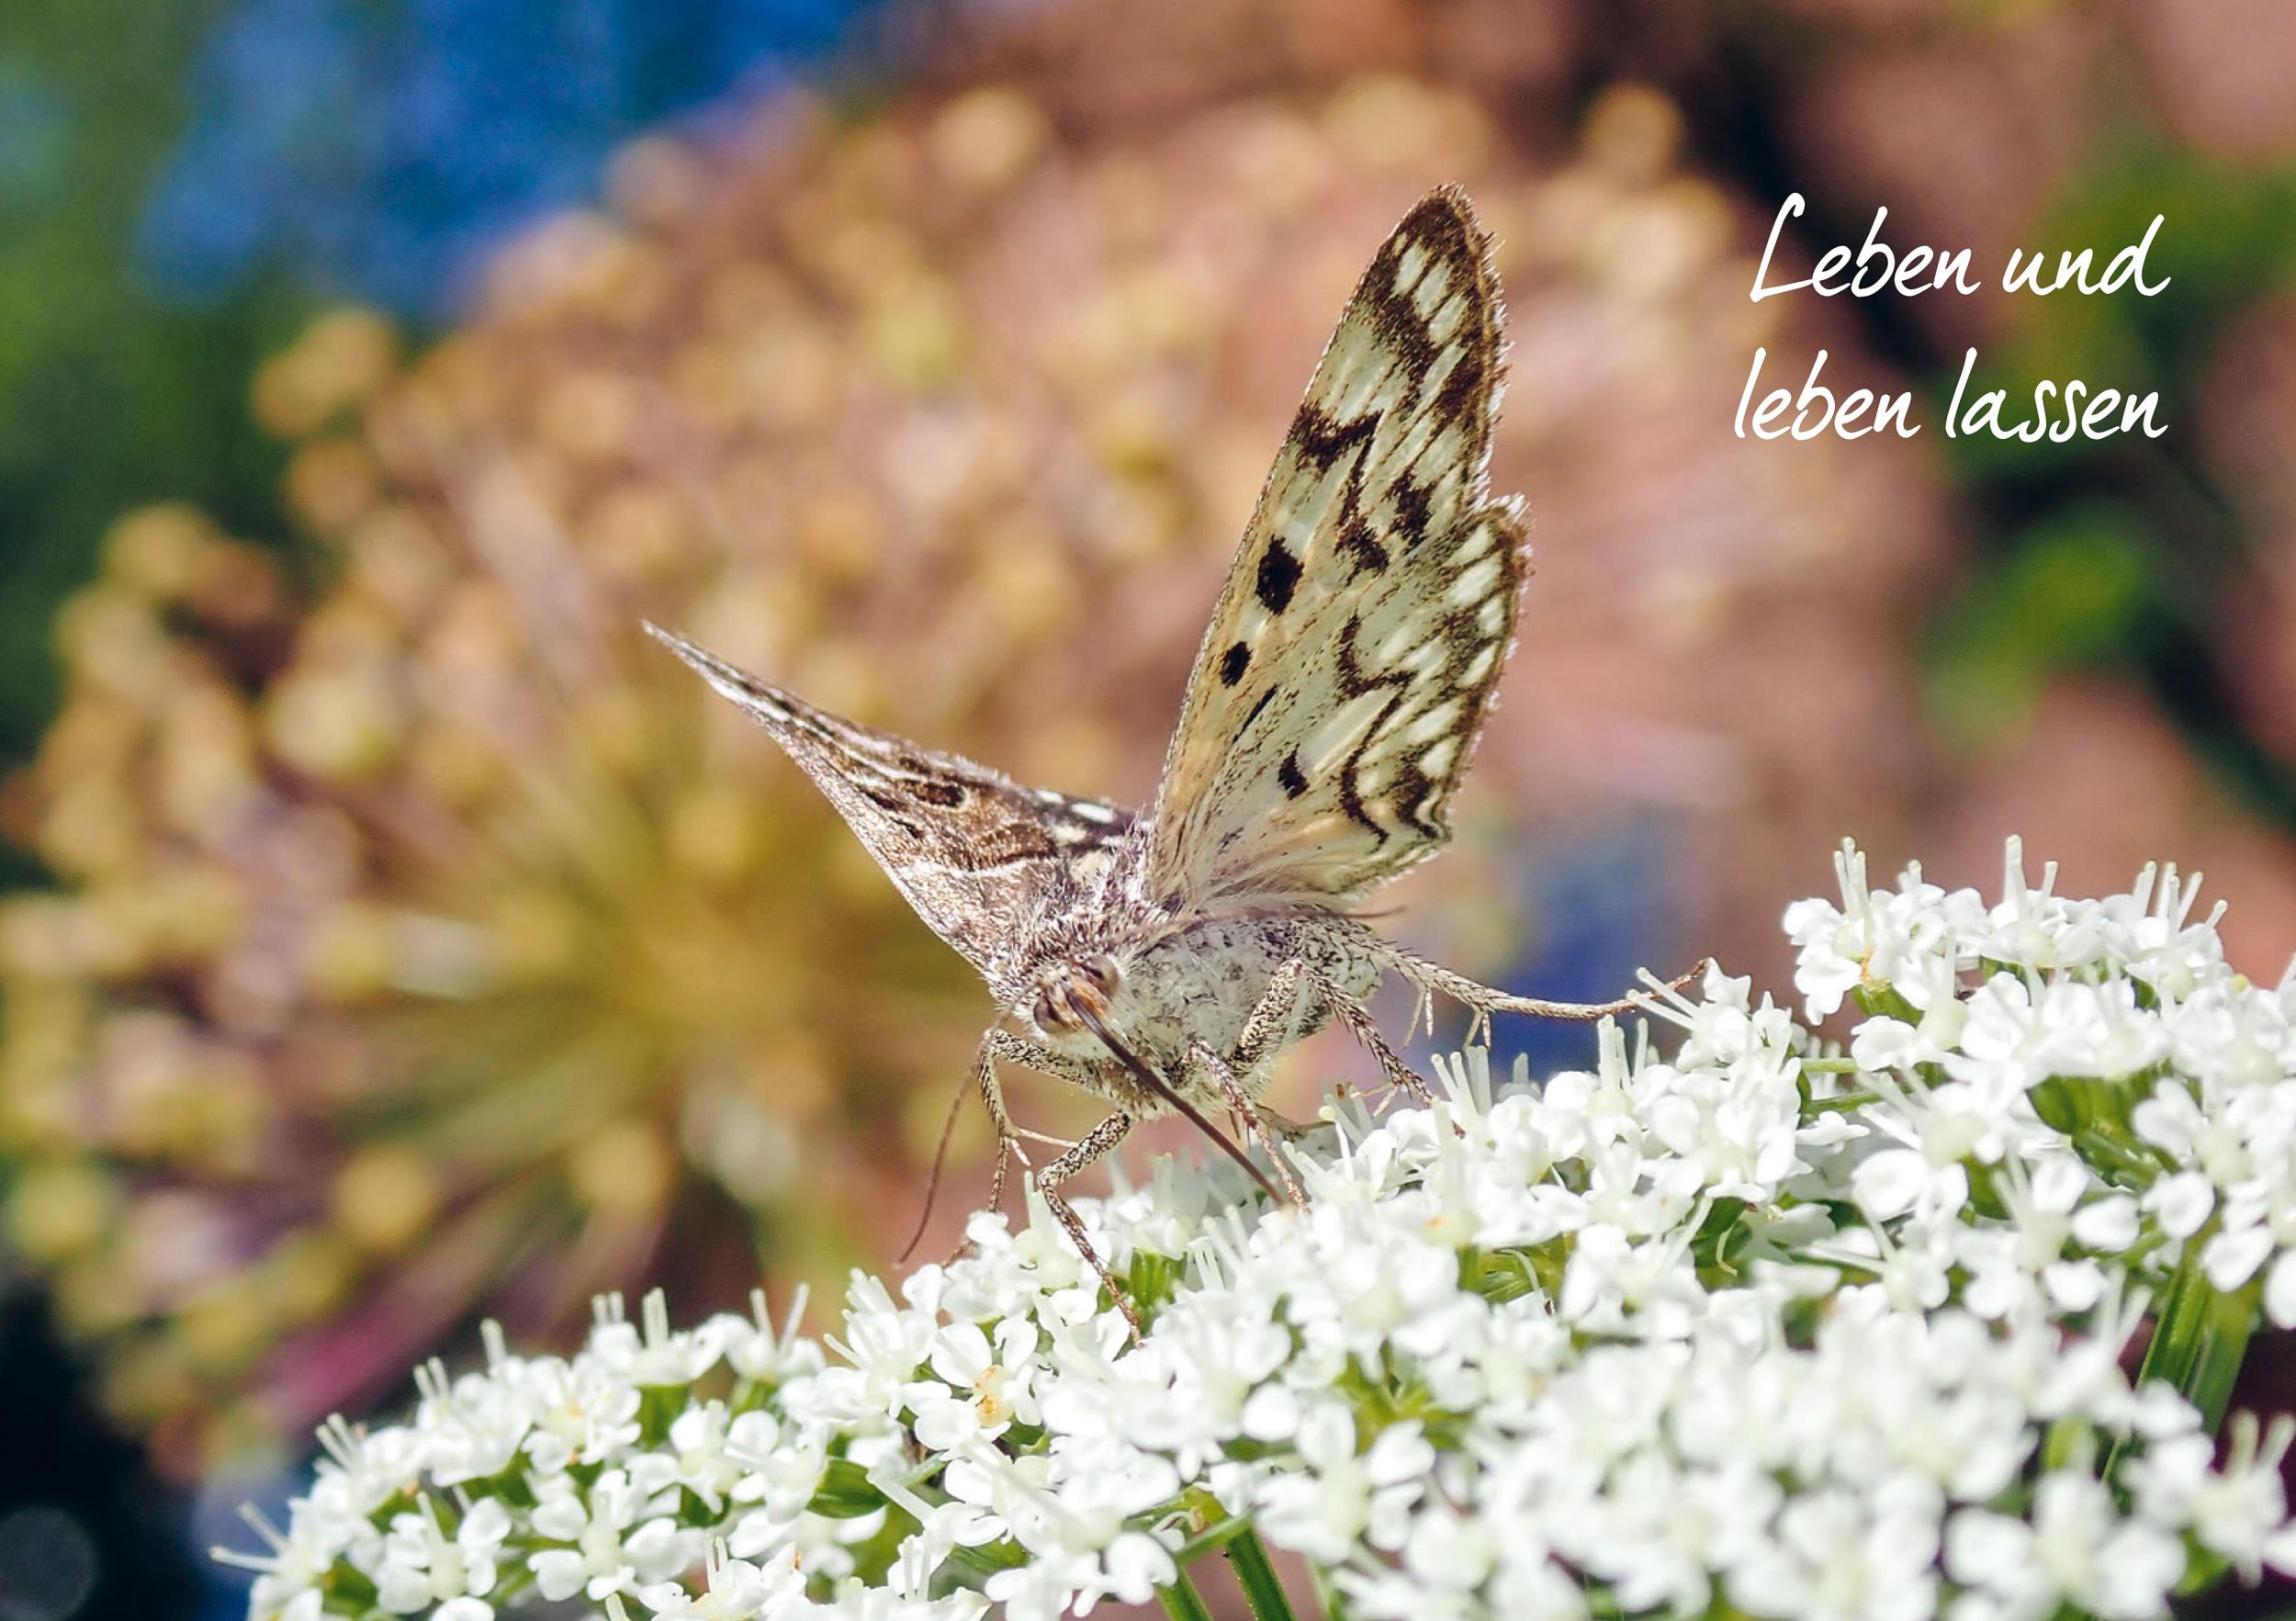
(223, 839, 2296, 1621)
(0, 58, 1943, 1476)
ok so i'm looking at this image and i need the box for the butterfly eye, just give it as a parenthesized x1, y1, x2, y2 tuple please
(1033, 990, 1062, 1031)
(1086, 954, 1120, 994)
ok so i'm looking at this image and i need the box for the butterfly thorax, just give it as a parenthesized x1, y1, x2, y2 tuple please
(1015, 906, 1380, 1115)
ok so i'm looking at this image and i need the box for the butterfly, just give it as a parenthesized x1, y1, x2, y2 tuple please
(651, 187, 1660, 1328)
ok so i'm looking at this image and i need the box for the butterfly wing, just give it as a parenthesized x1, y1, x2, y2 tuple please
(1145, 187, 1523, 911)
(648, 625, 1133, 986)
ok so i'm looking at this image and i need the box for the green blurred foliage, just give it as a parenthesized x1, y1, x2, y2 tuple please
(1925, 504, 2154, 750)
(0, 0, 306, 854)
(1921, 128, 2296, 825)
(1941, 134, 2296, 484)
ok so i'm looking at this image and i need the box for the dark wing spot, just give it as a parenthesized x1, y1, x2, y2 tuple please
(1334, 614, 1373, 699)
(911, 780, 965, 808)
(969, 823, 1062, 865)
(1277, 750, 1309, 799)
(1220, 640, 1252, 686)
(1363, 279, 1437, 373)
(1336, 760, 1384, 838)
(1336, 510, 1387, 578)
(1433, 338, 1488, 430)
(1395, 192, 1474, 256)
(1392, 478, 1435, 550)
(1289, 401, 1379, 464)
(1256, 542, 1303, 614)
(1390, 754, 1440, 837)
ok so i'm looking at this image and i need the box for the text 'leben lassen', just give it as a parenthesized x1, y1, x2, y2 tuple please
(1735, 193, 2169, 443)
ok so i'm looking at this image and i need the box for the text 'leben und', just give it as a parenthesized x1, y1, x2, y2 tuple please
(1736, 193, 2169, 444)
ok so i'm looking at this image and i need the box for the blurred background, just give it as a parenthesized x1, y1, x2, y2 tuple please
(0, 0, 2292, 1616)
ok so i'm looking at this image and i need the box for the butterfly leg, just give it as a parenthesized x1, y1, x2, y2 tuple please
(1231, 957, 1308, 1083)
(977, 1030, 1098, 1225)
(1187, 1041, 1306, 1208)
(1201, 954, 1337, 1185)
(1358, 932, 1705, 1045)
(1313, 971, 1437, 1105)
(1034, 1111, 1142, 1339)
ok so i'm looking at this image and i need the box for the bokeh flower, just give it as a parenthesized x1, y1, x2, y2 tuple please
(1, 6, 1953, 1473)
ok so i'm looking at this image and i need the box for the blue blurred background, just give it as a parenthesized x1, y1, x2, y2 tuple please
(0, 0, 880, 825)
(139, 0, 861, 311)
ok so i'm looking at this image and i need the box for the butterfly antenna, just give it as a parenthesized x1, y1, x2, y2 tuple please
(1075, 1005, 1280, 1204)
(898, 1068, 974, 1265)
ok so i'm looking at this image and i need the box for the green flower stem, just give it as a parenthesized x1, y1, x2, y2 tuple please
(1172, 1510, 1251, 1564)
(2140, 1238, 2263, 1432)
(2108, 1224, 2264, 1491)
(1224, 1526, 1299, 1621)
(1157, 1569, 1217, 1621)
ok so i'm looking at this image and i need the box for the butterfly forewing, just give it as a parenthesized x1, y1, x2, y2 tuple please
(1145, 187, 1524, 911)
(647, 625, 1133, 986)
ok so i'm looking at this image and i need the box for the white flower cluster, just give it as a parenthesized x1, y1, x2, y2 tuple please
(1786, 839, 2296, 1330)
(225, 841, 2296, 1621)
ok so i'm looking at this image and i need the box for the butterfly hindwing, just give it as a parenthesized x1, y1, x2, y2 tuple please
(1145, 187, 1523, 910)
(647, 625, 1133, 985)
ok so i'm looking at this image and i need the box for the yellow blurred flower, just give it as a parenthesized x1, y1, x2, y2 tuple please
(0, 28, 1950, 1473)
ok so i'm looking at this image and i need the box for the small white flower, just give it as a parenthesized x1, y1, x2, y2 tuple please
(1949, 1471, 2185, 1621)
(1401, 1504, 1501, 1591)
(375, 1496, 509, 1613)
(715, 1286, 823, 1386)
(2143, 1168, 2216, 1239)
(527, 1469, 686, 1602)
(907, 1318, 1040, 1451)
(2133, 1413, 2296, 1582)
(635, 1543, 802, 1619)
(2267, 1249, 2296, 1329)
(591, 1289, 726, 1389)
(2204, 1223, 2278, 1291)
(1853, 1147, 1970, 1226)
(2071, 1193, 2140, 1253)
(1255, 1406, 1431, 1563)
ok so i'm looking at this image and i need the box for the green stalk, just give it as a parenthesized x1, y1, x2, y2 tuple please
(2109, 1228, 2263, 1488)
(1172, 1514, 1251, 1564)
(2139, 1244, 2262, 1432)
(1224, 1526, 1300, 1621)
(1156, 1570, 1217, 1621)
